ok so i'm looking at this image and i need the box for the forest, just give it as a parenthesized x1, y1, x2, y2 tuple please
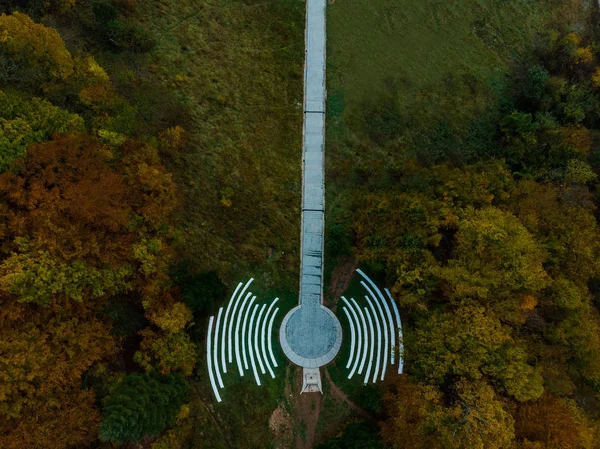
(1, 0, 600, 448)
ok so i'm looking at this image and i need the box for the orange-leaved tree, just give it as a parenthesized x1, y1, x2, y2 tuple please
(0, 295, 113, 448)
(0, 133, 177, 309)
(514, 393, 596, 449)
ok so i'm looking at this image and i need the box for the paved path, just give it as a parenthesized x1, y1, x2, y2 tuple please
(280, 0, 342, 370)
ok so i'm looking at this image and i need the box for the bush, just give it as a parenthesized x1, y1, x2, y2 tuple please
(103, 294, 148, 337)
(99, 371, 189, 443)
(361, 98, 405, 145)
(524, 65, 548, 101)
(171, 264, 226, 315)
(326, 223, 352, 257)
(316, 421, 385, 449)
(92, 0, 155, 53)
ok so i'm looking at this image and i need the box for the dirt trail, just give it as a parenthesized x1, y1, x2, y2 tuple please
(270, 366, 323, 449)
(270, 366, 375, 449)
(293, 367, 322, 449)
(270, 403, 294, 449)
(328, 257, 358, 310)
(323, 369, 375, 421)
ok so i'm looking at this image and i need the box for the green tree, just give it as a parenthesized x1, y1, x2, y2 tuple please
(500, 111, 541, 170)
(562, 85, 595, 124)
(507, 180, 600, 286)
(0, 89, 84, 171)
(99, 371, 189, 443)
(353, 191, 444, 306)
(382, 377, 515, 449)
(317, 421, 384, 449)
(171, 265, 226, 315)
(134, 328, 197, 376)
(525, 65, 549, 101)
(410, 306, 544, 402)
(91, 1, 156, 53)
(437, 380, 515, 449)
(433, 206, 549, 322)
(0, 245, 134, 306)
(0, 12, 74, 83)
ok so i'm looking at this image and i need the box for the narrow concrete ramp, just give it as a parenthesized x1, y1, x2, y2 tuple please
(280, 0, 342, 372)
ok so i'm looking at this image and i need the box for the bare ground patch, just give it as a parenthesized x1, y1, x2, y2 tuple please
(291, 366, 322, 449)
(328, 256, 358, 310)
(270, 403, 294, 449)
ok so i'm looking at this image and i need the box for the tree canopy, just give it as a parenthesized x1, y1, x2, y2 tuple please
(0, 11, 195, 447)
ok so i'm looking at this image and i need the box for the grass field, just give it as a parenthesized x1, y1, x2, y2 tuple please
(326, 0, 587, 140)
(108, 0, 308, 292)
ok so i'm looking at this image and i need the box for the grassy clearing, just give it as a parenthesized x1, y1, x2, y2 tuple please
(103, 0, 307, 291)
(192, 352, 289, 449)
(92, 1, 307, 447)
(327, 0, 587, 137)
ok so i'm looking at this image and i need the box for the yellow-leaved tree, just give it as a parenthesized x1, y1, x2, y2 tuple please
(382, 376, 515, 449)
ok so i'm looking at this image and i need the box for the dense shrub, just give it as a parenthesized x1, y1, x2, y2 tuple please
(171, 264, 227, 315)
(92, 1, 155, 53)
(99, 371, 189, 443)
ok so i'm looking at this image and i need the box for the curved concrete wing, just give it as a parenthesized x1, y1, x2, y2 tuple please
(385, 288, 404, 374)
(228, 279, 254, 364)
(221, 281, 243, 373)
(261, 307, 276, 379)
(247, 304, 262, 386)
(343, 297, 363, 379)
(207, 315, 222, 402)
(214, 307, 225, 388)
(241, 296, 256, 370)
(364, 295, 382, 383)
(267, 307, 280, 368)
(261, 299, 279, 377)
(363, 307, 376, 385)
(342, 307, 356, 369)
(350, 297, 369, 376)
(362, 283, 389, 381)
(234, 293, 252, 376)
(358, 270, 395, 366)
(255, 304, 268, 375)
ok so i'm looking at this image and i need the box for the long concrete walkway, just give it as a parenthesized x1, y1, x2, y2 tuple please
(205, 0, 403, 402)
(301, 0, 326, 306)
(280, 0, 342, 375)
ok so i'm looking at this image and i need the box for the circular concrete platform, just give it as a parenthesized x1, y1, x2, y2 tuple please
(279, 304, 342, 368)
